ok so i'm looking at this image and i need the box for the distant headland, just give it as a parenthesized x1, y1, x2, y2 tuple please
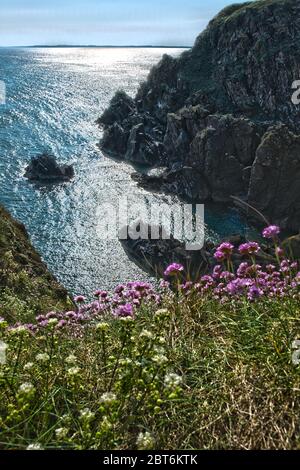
(6, 45, 191, 49)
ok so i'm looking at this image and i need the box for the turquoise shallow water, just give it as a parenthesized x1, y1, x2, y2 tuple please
(0, 47, 254, 295)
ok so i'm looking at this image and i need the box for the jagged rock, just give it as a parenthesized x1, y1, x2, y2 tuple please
(99, 0, 300, 232)
(125, 123, 163, 165)
(248, 125, 300, 232)
(119, 220, 277, 280)
(25, 154, 74, 183)
(119, 220, 214, 279)
(101, 122, 129, 156)
(189, 115, 262, 202)
(97, 91, 136, 127)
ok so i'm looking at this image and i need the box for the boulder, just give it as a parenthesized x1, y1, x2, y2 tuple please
(25, 154, 74, 183)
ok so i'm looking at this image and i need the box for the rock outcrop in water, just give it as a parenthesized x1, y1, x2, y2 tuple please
(119, 220, 275, 280)
(98, 0, 300, 232)
(0, 205, 72, 321)
(25, 154, 75, 183)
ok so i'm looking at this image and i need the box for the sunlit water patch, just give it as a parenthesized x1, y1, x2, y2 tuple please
(0, 48, 255, 295)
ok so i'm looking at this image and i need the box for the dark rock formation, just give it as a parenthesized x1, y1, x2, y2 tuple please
(248, 125, 300, 231)
(98, 0, 300, 233)
(25, 154, 75, 183)
(119, 220, 215, 279)
(119, 220, 275, 280)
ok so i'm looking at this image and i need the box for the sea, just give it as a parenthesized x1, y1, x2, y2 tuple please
(0, 47, 255, 295)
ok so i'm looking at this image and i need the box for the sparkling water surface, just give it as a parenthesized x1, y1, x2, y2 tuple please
(0, 48, 254, 295)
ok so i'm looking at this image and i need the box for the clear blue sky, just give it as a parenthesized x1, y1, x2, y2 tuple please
(0, 1, 251, 47)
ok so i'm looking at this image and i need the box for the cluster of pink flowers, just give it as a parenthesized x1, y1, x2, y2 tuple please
(7, 225, 300, 334)
(160, 225, 300, 303)
(214, 242, 234, 262)
(8, 281, 160, 334)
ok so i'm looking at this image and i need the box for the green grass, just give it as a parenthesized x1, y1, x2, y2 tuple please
(0, 205, 72, 323)
(0, 292, 299, 450)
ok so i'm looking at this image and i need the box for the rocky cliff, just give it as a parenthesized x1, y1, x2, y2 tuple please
(98, 0, 300, 232)
(0, 205, 72, 322)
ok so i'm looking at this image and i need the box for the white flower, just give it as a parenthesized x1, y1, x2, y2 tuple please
(152, 354, 168, 366)
(96, 322, 109, 331)
(119, 358, 133, 366)
(136, 431, 155, 450)
(0, 318, 7, 327)
(18, 382, 35, 396)
(36, 353, 50, 363)
(154, 308, 169, 318)
(100, 392, 117, 404)
(24, 362, 34, 371)
(153, 345, 165, 355)
(9, 325, 28, 335)
(67, 366, 80, 376)
(55, 427, 68, 440)
(140, 330, 153, 339)
(48, 318, 58, 326)
(26, 443, 43, 450)
(164, 372, 182, 388)
(80, 408, 95, 422)
(157, 337, 166, 345)
(65, 354, 77, 364)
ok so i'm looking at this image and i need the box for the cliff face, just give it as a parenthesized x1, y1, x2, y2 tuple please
(0, 205, 72, 323)
(98, 0, 300, 232)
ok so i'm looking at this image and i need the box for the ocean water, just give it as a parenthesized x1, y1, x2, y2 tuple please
(0, 47, 254, 295)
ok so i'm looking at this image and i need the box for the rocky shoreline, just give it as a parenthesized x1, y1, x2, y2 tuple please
(98, 0, 300, 234)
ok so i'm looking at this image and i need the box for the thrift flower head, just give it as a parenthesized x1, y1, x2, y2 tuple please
(214, 250, 226, 262)
(262, 225, 280, 239)
(164, 263, 184, 277)
(216, 242, 234, 257)
(115, 303, 133, 317)
(74, 295, 85, 303)
(238, 242, 260, 256)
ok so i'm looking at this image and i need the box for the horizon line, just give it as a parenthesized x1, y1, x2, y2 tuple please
(0, 44, 192, 49)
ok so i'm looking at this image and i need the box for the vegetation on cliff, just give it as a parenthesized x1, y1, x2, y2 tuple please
(0, 205, 72, 323)
(1, 225, 300, 450)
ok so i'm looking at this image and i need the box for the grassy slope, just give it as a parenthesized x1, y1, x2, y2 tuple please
(0, 293, 299, 449)
(0, 205, 72, 322)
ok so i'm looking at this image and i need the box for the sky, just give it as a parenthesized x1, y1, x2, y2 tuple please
(0, 0, 251, 47)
